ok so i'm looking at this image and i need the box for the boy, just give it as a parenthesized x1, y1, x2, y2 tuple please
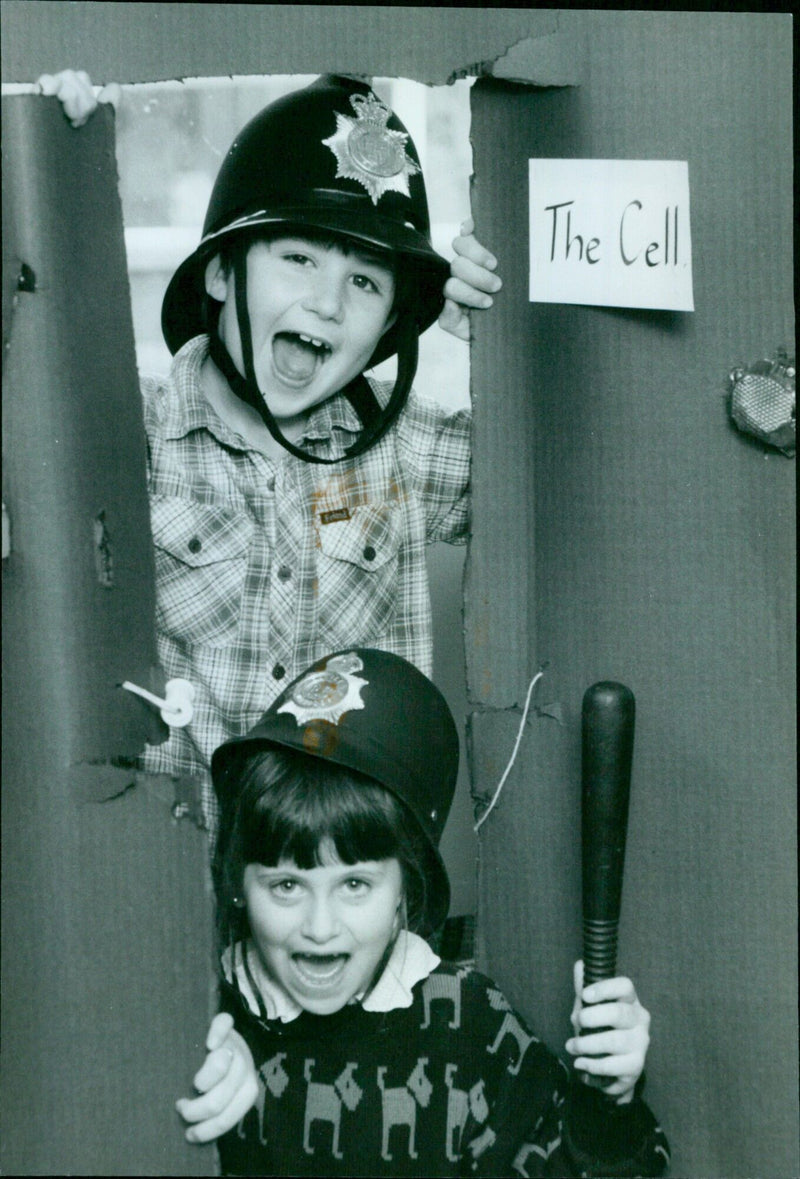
(43, 72, 502, 827)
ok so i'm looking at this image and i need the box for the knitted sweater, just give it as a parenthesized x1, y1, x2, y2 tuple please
(217, 951, 670, 1177)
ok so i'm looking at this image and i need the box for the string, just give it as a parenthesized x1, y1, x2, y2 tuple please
(473, 667, 546, 833)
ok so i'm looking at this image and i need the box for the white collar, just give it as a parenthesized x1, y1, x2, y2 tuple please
(222, 930, 441, 1023)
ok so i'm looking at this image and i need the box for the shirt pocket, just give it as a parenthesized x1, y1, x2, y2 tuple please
(316, 502, 402, 646)
(150, 494, 254, 648)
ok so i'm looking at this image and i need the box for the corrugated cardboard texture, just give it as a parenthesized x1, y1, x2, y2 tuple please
(469, 11, 796, 1177)
(2, 95, 216, 1175)
(0, 772, 217, 1175)
(1, 2, 559, 86)
(2, 97, 164, 766)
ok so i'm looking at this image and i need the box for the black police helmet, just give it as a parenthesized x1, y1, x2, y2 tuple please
(212, 649, 458, 935)
(162, 75, 450, 367)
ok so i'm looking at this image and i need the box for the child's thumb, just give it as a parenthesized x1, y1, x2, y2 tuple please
(206, 1011, 235, 1051)
(438, 298, 465, 334)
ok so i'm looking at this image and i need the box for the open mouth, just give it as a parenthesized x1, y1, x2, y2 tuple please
(272, 331, 332, 386)
(291, 953, 349, 989)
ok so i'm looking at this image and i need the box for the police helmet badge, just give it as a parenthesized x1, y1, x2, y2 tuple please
(322, 92, 420, 205)
(277, 652, 368, 726)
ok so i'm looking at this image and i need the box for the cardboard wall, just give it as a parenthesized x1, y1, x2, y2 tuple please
(1, 7, 570, 1173)
(468, 12, 796, 1178)
(2, 95, 217, 1174)
(2, 5, 796, 1177)
(0, 1, 558, 86)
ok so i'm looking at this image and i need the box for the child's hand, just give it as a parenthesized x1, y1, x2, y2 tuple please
(175, 1012, 259, 1144)
(566, 960, 650, 1104)
(439, 218, 503, 341)
(37, 70, 120, 127)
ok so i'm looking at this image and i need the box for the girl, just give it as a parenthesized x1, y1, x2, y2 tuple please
(177, 648, 670, 1176)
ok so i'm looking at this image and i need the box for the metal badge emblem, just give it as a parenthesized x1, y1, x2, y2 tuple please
(278, 653, 368, 726)
(322, 92, 420, 205)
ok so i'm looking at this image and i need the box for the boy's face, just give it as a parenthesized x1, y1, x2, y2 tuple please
(242, 841, 403, 1015)
(206, 234, 397, 427)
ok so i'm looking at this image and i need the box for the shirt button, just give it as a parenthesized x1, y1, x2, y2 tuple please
(363, 545, 376, 562)
(272, 664, 286, 680)
(277, 565, 292, 582)
(188, 537, 202, 554)
(266, 477, 276, 492)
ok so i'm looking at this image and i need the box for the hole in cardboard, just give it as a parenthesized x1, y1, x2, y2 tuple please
(115, 74, 473, 413)
(116, 75, 478, 912)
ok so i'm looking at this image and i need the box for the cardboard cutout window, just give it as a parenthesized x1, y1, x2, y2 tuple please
(116, 75, 472, 412)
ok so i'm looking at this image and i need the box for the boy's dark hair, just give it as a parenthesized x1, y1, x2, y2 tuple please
(212, 747, 431, 952)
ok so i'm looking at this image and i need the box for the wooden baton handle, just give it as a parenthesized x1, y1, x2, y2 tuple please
(581, 681, 635, 987)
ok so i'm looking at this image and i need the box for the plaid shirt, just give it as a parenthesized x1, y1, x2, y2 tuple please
(140, 336, 471, 824)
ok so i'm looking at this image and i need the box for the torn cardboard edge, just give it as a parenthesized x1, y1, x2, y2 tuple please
(490, 29, 586, 88)
(68, 762, 206, 826)
(1, 7, 584, 89)
(153, 27, 586, 91)
(165, 32, 586, 91)
(466, 697, 566, 818)
(426, 24, 586, 89)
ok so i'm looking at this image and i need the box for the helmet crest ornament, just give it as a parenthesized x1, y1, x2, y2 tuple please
(322, 92, 420, 205)
(277, 653, 368, 726)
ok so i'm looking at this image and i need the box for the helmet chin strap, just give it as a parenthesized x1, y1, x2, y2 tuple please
(209, 241, 418, 465)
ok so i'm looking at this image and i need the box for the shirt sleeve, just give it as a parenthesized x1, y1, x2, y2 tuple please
(395, 389, 472, 544)
(459, 975, 671, 1178)
(554, 1077, 671, 1178)
(471, 1058, 670, 1178)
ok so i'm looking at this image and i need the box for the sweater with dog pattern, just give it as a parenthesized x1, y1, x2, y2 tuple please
(216, 952, 670, 1177)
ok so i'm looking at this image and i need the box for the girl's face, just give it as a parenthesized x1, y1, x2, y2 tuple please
(243, 839, 404, 1015)
(206, 235, 396, 433)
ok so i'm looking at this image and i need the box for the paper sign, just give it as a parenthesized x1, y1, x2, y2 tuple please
(529, 159, 694, 311)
